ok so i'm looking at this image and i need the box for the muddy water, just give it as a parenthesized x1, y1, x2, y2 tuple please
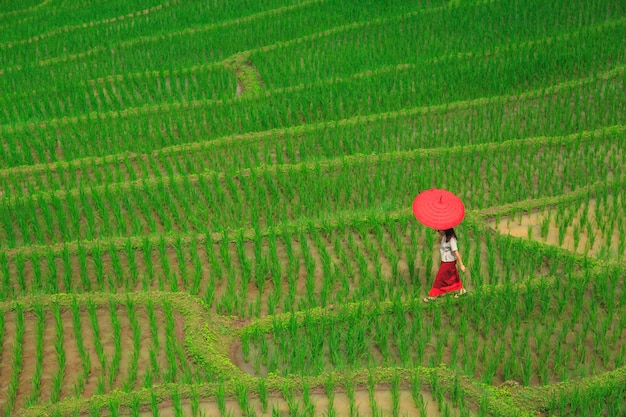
(489, 199, 624, 260)
(136, 388, 463, 417)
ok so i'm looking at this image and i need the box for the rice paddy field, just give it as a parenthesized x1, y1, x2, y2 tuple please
(0, 0, 625, 416)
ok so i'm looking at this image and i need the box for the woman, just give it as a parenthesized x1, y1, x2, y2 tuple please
(423, 228, 467, 302)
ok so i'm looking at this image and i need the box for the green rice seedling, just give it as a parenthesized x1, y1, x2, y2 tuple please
(219, 269, 238, 315)
(87, 300, 107, 370)
(124, 239, 139, 289)
(108, 243, 124, 290)
(162, 301, 181, 381)
(57, 245, 73, 293)
(281, 381, 302, 417)
(344, 321, 359, 369)
(0, 252, 11, 300)
(108, 191, 128, 237)
(70, 298, 91, 381)
(203, 234, 223, 282)
(15, 203, 33, 246)
(219, 231, 232, 273)
(324, 373, 336, 413)
(172, 385, 183, 417)
(109, 397, 121, 417)
(174, 236, 188, 289)
(299, 378, 313, 416)
(66, 193, 83, 240)
(255, 254, 269, 297)
(37, 193, 56, 242)
(189, 385, 201, 417)
(88, 401, 101, 417)
(391, 370, 401, 417)
(126, 201, 144, 237)
(142, 236, 155, 284)
(13, 252, 27, 294)
(367, 373, 382, 417)
(216, 383, 226, 416)
(91, 245, 105, 290)
(235, 382, 253, 417)
(4, 305, 24, 414)
(133, 185, 155, 234)
(271, 404, 282, 417)
(27, 305, 45, 406)
(50, 303, 66, 403)
(156, 236, 173, 291)
(0, 206, 16, 248)
(204, 273, 216, 308)
(188, 238, 203, 295)
(30, 252, 43, 294)
(258, 378, 268, 413)
(124, 298, 141, 391)
(143, 367, 154, 389)
(78, 188, 96, 240)
(614, 344, 626, 369)
(150, 389, 159, 417)
(129, 395, 142, 417)
(267, 228, 282, 285)
(74, 243, 91, 292)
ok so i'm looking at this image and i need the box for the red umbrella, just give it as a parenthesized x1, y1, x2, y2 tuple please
(412, 188, 465, 230)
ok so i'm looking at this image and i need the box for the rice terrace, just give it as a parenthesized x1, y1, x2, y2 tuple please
(0, 0, 625, 416)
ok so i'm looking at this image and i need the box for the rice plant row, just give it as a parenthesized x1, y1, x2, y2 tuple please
(544, 370, 626, 416)
(3, 120, 623, 212)
(18, 365, 486, 417)
(0, 0, 313, 45)
(0, 293, 214, 415)
(238, 262, 626, 387)
(252, 4, 626, 89)
(6, 0, 620, 92)
(1, 62, 623, 190)
(0, 65, 237, 127)
(1, 0, 623, 415)
(0, 59, 622, 172)
(35, 260, 616, 417)
(0, 0, 50, 22)
(1, 132, 624, 250)
(1, 15, 624, 163)
(0, 0, 350, 87)
(0, 0, 180, 50)
(6, 4, 620, 129)
(0, 209, 587, 319)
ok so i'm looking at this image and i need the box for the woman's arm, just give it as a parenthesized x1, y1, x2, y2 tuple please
(454, 250, 466, 272)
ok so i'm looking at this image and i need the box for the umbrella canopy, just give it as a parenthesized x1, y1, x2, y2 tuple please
(412, 188, 465, 230)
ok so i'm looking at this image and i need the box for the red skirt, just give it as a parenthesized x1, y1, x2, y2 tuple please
(428, 261, 463, 296)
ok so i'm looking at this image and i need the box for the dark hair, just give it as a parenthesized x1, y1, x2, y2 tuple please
(444, 228, 457, 242)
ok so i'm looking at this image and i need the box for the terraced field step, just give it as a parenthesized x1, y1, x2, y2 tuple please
(0, 130, 623, 256)
(6, 11, 624, 127)
(232, 259, 625, 385)
(0, 206, 588, 320)
(0, 292, 231, 415)
(2, 66, 624, 193)
(0, 56, 623, 167)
